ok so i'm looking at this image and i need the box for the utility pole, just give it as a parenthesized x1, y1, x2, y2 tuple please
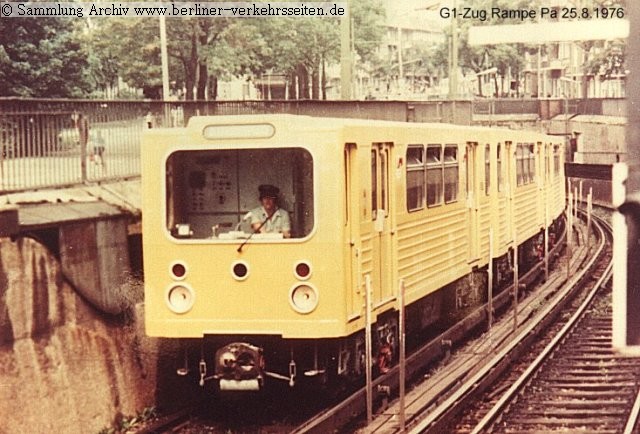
(159, 16, 170, 126)
(398, 26, 403, 92)
(448, 0, 458, 99)
(159, 16, 170, 100)
(340, 1, 352, 100)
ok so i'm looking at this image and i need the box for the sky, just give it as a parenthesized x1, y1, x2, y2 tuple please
(384, 0, 448, 30)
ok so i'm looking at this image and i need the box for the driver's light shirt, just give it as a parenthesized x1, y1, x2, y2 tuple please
(250, 206, 291, 234)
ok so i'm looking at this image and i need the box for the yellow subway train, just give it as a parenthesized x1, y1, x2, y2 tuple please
(141, 115, 565, 391)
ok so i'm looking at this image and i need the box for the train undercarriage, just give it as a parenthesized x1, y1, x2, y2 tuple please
(177, 217, 565, 393)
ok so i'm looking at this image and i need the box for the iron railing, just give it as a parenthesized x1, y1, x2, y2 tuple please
(0, 97, 626, 194)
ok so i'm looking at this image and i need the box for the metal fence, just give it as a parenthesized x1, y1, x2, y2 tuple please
(0, 100, 155, 193)
(471, 98, 627, 118)
(0, 97, 626, 194)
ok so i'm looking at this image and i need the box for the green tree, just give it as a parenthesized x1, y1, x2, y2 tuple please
(85, 18, 165, 98)
(235, 0, 384, 100)
(241, 16, 341, 99)
(0, 18, 91, 97)
(574, 0, 626, 97)
(86, 16, 232, 99)
(438, 0, 541, 97)
(587, 40, 625, 80)
(83, 0, 385, 100)
(351, 0, 386, 65)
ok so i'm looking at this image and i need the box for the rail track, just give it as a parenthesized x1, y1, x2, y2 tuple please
(294, 209, 610, 433)
(402, 211, 624, 433)
(134, 210, 617, 434)
(132, 383, 326, 433)
(407, 210, 633, 434)
(449, 213, 640, 433)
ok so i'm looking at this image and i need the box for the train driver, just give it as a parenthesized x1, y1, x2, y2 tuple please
(250, 184, 291, 238)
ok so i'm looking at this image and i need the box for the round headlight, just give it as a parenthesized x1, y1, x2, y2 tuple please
(166, 284, 195, 314)
(289, 284, 318, 314)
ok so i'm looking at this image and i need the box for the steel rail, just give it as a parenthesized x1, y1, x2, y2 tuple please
(468, 214, 612, 433)
(623, 386, 640, 434)
(290, 229, 569, 434)
(290, 217, 577, 434)
(406, 212, 607, 434)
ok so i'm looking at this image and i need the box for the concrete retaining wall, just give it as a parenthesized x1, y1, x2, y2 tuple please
(0, 236, 157, 433)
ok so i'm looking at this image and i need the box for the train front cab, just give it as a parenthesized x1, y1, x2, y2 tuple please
(142, 117, 366, 391)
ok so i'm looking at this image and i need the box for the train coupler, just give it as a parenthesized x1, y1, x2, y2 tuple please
(214, 342, 265, 390)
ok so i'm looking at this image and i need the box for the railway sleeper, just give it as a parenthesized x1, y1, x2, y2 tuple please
(551, 360, 640, 368)
(546, 389, 634, 398)
(527, 399, 633, 408)
(554, 354, 633, 361)
(542, 369, 638, 377)
(535, 380, 638, 389)
(545, 365, 637, 373)
(512, 408, 630, 417)
(508, 416, 627, 426)
(503, 428, 620, 434)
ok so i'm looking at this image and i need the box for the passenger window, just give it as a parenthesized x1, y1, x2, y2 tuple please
(545, 143, 550, 180)
(485, 144, 491, 195)
(406, 145, 425, 211)
(371, 150, 377, 219)
(516, 144, 525, 186)
(444, 145, 458, 203)
(497, 144, 503, 192)
(554, 144, 560, 176)
(426, 145, 443, 207)
(528, 143, 536, 184)
(381, 149, 388, 214)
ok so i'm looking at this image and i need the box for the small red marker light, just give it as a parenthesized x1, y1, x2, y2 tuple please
(171, 263, 186, 279)
(295, 262, 311, 279)
(233, 263, 248, 279)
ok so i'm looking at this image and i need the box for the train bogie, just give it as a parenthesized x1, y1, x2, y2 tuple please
(141, 115, 565, 391)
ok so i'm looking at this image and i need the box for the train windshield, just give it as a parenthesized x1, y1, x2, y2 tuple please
(165, 148, 314, 240)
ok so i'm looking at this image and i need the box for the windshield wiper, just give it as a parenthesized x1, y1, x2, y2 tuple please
(237, 213, 272, 253)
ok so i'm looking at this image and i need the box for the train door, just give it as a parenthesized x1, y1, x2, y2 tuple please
(370, 143, 395, 305)
(536, 142, 544, 227)
(466, 142, 480, 263)
(505, 141, 515, 245)
(344, 143, 360, 319)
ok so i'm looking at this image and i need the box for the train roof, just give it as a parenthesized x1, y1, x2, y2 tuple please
(183, 114, 557, 141)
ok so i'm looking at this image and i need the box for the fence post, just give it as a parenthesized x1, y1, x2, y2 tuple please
(398, 279, 406, 432)
(75, 112, 89, 183)
(365, 274, 373, 425)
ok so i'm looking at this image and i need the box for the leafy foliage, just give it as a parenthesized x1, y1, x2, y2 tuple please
(0, 18, 91, 97)
(0, 0, 385, 99)
(351, 0, 386, 63)
(429, 0, 542, 96)
(575, 0, 627, 87)
(85, 18, 166, 97)
(587, 40, 625, 80)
